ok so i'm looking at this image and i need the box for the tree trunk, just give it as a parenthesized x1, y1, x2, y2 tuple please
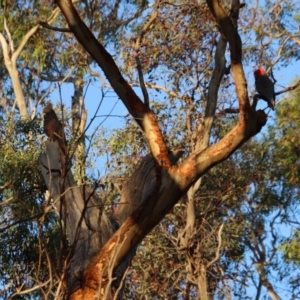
(39, 141, 114, 294)
(197, 265, 209, 300)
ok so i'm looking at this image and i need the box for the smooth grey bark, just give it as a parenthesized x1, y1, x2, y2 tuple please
(0, 8, 61, 118)
(39, 141, 114, 292)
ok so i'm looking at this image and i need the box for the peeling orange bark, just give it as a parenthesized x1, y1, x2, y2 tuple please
(53, 0, 268, 299)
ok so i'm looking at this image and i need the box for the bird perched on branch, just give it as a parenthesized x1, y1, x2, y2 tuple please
(254, 67, 275, 110)
(43, 103, 66, 153)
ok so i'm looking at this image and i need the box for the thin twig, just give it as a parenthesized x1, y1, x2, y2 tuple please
(132, 9, 158, 107)
(39, 21, 72, 32)
(275, 79, 300, 96)
(207, 223, 224, 268)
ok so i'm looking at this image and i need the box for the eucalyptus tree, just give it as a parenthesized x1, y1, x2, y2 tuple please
(0, 0, 299, 299)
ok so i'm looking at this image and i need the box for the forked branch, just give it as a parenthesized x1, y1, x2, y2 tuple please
(53, 1, 268, 299)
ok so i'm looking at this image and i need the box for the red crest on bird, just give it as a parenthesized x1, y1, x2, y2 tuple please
(254, 67, 267, 76)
